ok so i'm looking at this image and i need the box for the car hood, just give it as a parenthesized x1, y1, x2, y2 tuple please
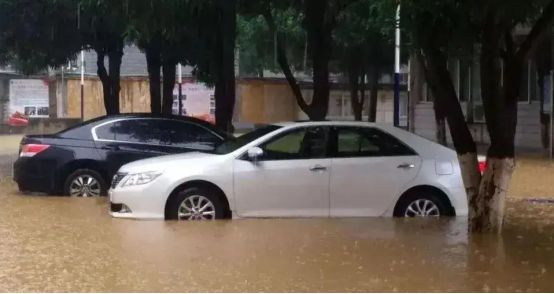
(119, 152, 220, 173)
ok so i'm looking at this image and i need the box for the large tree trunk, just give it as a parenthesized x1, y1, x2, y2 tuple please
(367, 65, 379, 122)
(161, 60, 176, 115)
(145, 43, 162, 114)
(96, 47, 121, 115)
(214, 0, 236, 132)
(420, 45, 481, 223)
(473, 1, 554, 232)
(476, 21, 520, 232)
(96, 50, 112, 115)
(107, 42, 123, 115)
(307, 22, 331, 120)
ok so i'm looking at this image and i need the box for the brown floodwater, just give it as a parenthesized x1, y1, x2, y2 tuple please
(0, 178, 553, 292)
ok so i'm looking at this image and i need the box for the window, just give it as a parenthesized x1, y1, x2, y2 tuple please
(95, 121, 117, 140)
(337, 129, 379, 156)
(259, 127, 328, 160)
(162, 120, 221, 150)
(214, 125, 281, 155)
(334, 127, 415, 157)
(113, 119, 165, 145)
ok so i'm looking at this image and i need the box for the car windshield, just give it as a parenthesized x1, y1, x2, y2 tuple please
(213, 125, 282, 154)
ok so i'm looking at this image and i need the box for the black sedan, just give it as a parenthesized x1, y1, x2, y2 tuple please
(13, 114, 228, 197)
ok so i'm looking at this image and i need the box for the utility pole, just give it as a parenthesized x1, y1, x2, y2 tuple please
(178, 63, 183, 116)
(393, 2, 401, 127)
(550, 71, 553, 160)
(80, 50, 85, 121)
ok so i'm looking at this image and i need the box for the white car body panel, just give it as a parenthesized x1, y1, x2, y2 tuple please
(234, 158, 331, 217)
(330, 155, 422, 217)
(109, 121, 469, 220)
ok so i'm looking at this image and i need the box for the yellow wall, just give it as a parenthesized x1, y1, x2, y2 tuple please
(66, 78, 151, 120)
(237, 80, 298, 124)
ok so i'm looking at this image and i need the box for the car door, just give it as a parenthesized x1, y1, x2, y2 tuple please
(329, 126, 422, 217)
(234, 126, 331, 218)
(93, 118, 171, 178)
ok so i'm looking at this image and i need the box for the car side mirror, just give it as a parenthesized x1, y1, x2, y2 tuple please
(247, 147, 264, 162)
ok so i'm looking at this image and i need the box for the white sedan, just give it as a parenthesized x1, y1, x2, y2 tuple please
(109, 121, 468, 220)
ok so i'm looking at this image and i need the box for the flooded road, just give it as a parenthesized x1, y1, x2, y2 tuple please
(1, 178, 554, 292)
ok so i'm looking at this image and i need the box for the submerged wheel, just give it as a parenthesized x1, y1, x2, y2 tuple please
(166, 187, 225, 221)
(394, 191, 449, 217)
(64, 169, 107, 197)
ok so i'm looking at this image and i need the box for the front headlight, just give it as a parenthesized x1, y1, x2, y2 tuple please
(120, 171, 163, 187)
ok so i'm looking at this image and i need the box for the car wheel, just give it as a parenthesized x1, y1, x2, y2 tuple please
(394, 192, 449, 217)
(63, 169, 107, 197)
(166, 187, 224, 221)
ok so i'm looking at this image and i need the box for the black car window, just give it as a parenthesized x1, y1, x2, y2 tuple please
(95, 121, 117, 140)
(259, 127, 328, 160)
(161, 120, 221, 150)
(335, 127, 416, 157)
(113, 119, 165, 145)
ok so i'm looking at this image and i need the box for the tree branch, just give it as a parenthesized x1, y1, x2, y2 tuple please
(262, 3, 310, 115)
(516, 0, 554, 61)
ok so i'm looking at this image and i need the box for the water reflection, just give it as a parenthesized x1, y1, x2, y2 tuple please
(0, 179, 553, 292)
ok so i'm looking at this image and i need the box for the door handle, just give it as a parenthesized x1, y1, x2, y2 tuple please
(397, 163, 415, 169)
(309, 165, 327, 172)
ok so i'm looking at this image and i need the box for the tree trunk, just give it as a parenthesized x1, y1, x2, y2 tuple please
(475, 16, 521, 233)
(359, 68, 366, 121)
(107, 42, 123, 115)
(420, 45, 481, 223)
(214, 0, 236, 132)
(262, 8, 310, 117)
(348, 56, 362, 121)
(309, 28, 331, 121)
(433, 97, 448, 146)
(145, 44, 162, 114)
(96, 47, 121, 115)
(161, 60, 176, 115)
(368, 65, 379, 122)
(96, 50, 112, 115)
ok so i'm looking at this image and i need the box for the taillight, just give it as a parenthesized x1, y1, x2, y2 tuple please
(478, 161, 487, 174)
(20, 144, 50, 157)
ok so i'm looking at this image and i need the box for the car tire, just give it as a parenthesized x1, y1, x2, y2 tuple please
(394, 191, 450, 217)
(63, 169, 107, 197)
(166, 187, 225, 221)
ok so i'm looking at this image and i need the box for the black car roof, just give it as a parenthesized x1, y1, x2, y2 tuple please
(60, 113, 229, 138)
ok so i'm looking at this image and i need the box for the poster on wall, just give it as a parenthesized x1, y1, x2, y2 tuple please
(172, 82, 215, 124)
(5, 79, 49, 127)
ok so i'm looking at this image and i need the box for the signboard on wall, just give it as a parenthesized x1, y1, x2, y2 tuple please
(172, 82, 215, 124)
(8, 79, 49, 118)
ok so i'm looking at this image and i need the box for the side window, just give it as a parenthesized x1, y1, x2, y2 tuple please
(337, 129, 380, 157)
(336, 127, 415, 157)
(113, 119, 164, 145)
(95, 121, 117, 140)
(260, 127, 328, 160)
(163, 120, 221, 150)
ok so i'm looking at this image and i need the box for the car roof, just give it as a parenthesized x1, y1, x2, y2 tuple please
(60, 113, 229, 139)
(273, 121, 388, 128)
